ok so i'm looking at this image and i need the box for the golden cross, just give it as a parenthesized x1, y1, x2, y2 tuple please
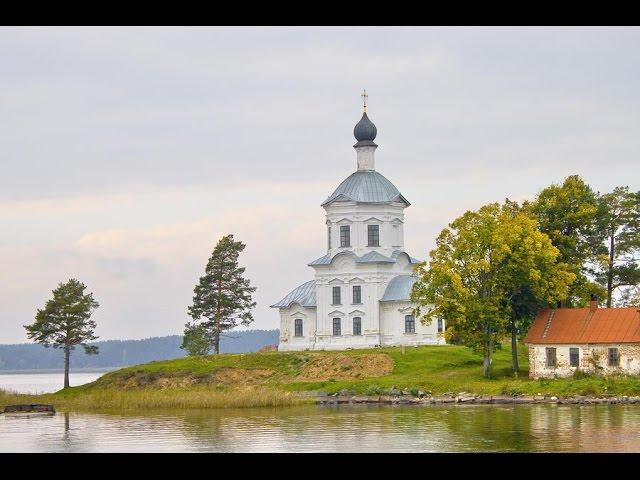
(361, 89, 368, 113)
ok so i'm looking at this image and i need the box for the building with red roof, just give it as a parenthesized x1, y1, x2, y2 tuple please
(524, 299, 640, 378)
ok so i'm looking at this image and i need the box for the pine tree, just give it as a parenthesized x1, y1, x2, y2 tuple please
(184, 234, 256, 355)
(593, 186, 640, 307)
(24, 279, 100, 388)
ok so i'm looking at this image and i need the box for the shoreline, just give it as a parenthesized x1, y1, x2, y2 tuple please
(314, 393, 640, 406)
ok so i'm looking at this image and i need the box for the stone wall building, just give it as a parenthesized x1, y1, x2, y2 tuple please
(524, 299, 640, 378)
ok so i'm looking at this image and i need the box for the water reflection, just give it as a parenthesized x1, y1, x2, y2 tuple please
(1, 404, 640, 452)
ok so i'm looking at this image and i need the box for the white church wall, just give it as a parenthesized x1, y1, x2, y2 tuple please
(325, 202, 406, 257)
(278, 305, 317, 352)
(380, 301, 445, 346)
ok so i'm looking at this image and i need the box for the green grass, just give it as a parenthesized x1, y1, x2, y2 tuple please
(3, 345, 640, 411)
(0, 386, 310, 411)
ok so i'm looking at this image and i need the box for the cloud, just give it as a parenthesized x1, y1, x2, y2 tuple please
(1, 27, 639, 343)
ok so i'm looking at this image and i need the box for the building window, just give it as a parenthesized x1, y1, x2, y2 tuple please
(333, 318, 341, 336)
(569, 347, 579, 367)
(546, 347, 557, 368)
(367, 225, 380, 247)
(332, 286, 341, 305)
(294, 319, 303, 337)
(327, 225, 331, 249)
(353, 317, 362, 336)
(608, 348, 619, 367)
(405, 315, 415, 334)
(352, 285, 362, 304)
(340, 225, 350, 247)
(437, 317, 443, 333)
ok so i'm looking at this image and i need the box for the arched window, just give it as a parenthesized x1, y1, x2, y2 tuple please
(404, 315, 415, 334)
(294, 318, 303, 337)
(353, 317, 362, 336)
(333, 318, 341, 336)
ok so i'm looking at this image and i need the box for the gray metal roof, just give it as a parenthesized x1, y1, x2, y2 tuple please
(357, 251, 396, 263)
(308, 249, 421, 267)
(270, 280, 317, 308)
(321, 170, 410, 207)
(380, 274, 418, 302)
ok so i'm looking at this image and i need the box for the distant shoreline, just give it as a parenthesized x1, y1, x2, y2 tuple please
(0, 368, 117, 374)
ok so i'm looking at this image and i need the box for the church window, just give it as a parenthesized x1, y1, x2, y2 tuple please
(353, 317, 362, 336)
(332, 286, 341, 305)
(437, 318, 443, 333)
(405, 315, 415, 334)
(352, 285, 362, 304)
(340, 225, 350, 247)
(367, 225, 380, 247)
(294, 319, 303, 337)
(333, 318, 341, 336)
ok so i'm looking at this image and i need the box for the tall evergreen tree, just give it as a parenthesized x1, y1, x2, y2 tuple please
(525, 175, 605, 306)
(24, 279, 100, 388)
(184, 234, 256, 355)
(593, 186, 640, 307)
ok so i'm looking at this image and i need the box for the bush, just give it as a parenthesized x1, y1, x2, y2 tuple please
(573, 369, 591, 380)
(364, 384, 386, 396)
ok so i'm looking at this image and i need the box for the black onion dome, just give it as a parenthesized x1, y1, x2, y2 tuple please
(353, 112, 377, 146)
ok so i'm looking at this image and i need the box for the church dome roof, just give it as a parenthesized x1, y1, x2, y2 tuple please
(270, 280, 316, 308)
(353, 112, 377, 146)
(380, 274, 418, 302)
(321, 170, 410, 207)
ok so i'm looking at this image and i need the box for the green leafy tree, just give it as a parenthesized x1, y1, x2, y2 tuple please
(525, 175, 605, 306)
(24, 279, 100, 388)
(412, 203, 574, 378)
(181, 323, 212, 356)
(593, 186, 640, 307)
(185, 234, 256, 354)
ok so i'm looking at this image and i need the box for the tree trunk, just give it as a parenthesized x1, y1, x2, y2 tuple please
(483, 350, 492, 378)
(211, 276, 223, 355)
(483, 326, 493, 378)
(213, 331, 220, 355)
(63, 345, 70, 389)
(607, 230, 615, 308)
(511, 318, 519, 376)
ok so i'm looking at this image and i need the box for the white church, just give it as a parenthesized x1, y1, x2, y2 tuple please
(271, 94, 446, 351)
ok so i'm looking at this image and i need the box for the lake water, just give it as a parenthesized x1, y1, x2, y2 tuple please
(0, 371, 109, 394)
(2, 372, 640, 452)
(2, 403, 640, 452)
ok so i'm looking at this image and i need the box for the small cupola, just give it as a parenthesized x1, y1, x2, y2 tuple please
(353, 90, 378, 171)
(354, 112, 377, 146)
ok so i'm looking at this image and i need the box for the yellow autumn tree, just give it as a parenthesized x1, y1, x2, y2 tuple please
(411, 202, 575, 378)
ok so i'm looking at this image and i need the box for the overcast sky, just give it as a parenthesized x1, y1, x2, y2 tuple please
(1, 26, 639, 344)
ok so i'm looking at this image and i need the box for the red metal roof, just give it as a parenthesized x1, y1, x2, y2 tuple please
(523, 307, 640, 344)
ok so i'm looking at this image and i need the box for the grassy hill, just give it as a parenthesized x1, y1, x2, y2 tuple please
(3, 345, 640, 411)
